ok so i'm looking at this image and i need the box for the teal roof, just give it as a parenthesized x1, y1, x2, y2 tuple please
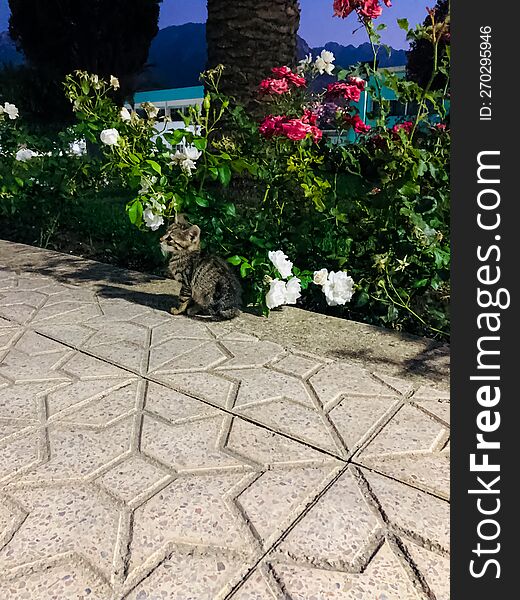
(133, 86, 204, 104)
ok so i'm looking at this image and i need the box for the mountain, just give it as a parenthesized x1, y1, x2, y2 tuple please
(312, 41, 407, 69)
(0, 31, 23, 66)
(138, 23, 207, 90)
(0, 24, 407, 91)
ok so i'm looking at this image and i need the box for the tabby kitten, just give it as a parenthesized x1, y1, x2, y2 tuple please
(160, 216, 242, 319)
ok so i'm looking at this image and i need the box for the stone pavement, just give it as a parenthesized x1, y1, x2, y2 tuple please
(0, 241, 450, 600)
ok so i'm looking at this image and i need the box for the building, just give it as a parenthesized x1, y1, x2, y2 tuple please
(132, 85, 204, 119)
(129, 86, 205, 137)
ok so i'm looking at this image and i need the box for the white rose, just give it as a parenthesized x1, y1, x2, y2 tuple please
(143, 102, 159, 119)
(138, 175, 157, 195)
(15, 148, 38, 162)
(143, 207, 164, 231)
(69, 140, 87, 156)
(323, 271, 355, 306)
(284, 277, 302, 305)
(297, 53, 313, 73)
(120, 107, 131, 121)
(266, 279, 287, 310)
(180, 159, 198, 175)
(100, 128, 119, 146)
(268, 250, 293, 279)
(313, 268, 329, 286)
(171, 145, 201, 176)
(184, 145, 202, 162)
(3, 102, 19, 120)
(110, 75, 120, 90)
(315, 50, 335, 75)
(90, 74, 102, 89)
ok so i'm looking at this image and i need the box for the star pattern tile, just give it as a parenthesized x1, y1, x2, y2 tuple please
(0, 264, 450, 598)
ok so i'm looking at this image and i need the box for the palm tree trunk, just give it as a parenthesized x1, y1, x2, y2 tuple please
(206, 0, 301, 111)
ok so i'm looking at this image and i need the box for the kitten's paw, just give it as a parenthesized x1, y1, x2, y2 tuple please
(170, 306, 184, 315)
(187, 304, 202, 317)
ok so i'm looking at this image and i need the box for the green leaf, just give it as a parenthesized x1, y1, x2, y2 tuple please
(227, 255, 242, 266)
(355, 290, 370, 307)
(146, 160, 162, 175)
(218, 165, 232, 187)
(164, 130, 188, 146)
(397, 18, 410, 31)
(127, 201, 143, 225)
(193, 138, 207, 151)
(223, 203, 236, 217)
(195, 195, 209, 207)
(413, 278, 429, 289)
(240, 262, 252, 278)
(249, 235, 267, 248)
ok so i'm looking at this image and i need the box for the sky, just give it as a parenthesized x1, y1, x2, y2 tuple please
(0, 0, 429, 49)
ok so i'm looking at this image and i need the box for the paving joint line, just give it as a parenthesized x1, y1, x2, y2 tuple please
(22, 326, 353, 462)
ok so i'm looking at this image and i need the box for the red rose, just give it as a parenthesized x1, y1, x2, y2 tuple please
(271, 66, 292, 78)
(309, 126, 323, 142)
(348, 76, 366, 91)
(333, 0, 357, 18)
(271, 66, 307, 88)
(258, 78, 290, 96)
(259, 115, 285, 138)
(326, 82, 362, 102)
(333, 0, 389, 20)
(259, 113, 322, 143)
(301, 109, 318, 126)
(392, 121, 414, 136)
(281, 119, 312, 141)
(359, 0, 383, 20)
(345, 114, 371, 133)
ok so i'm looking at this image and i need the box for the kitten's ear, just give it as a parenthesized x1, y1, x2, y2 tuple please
(187, 225, 201, 243)
(175, 212, 188, 225)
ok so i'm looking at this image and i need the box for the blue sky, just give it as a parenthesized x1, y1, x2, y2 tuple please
(0, 0, 428, 48)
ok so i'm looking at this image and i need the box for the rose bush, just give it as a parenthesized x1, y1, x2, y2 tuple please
(0, 3, 450, 339)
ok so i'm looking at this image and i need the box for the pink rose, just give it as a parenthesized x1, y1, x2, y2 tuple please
(258, 78, 290, 96)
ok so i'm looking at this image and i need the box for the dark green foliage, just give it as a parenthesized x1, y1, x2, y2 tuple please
(7, 0, 162, 123)
(406, 0, 450, 90)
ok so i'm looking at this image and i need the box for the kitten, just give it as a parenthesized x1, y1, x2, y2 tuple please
(160, 215, 242, 320)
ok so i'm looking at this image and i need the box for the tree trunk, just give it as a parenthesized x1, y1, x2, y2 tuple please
(206, 0, 301, 112)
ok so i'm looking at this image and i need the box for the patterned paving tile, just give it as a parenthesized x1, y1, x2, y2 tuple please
(0, 263, 449, 598)
(356, 403, 450, 499)
(0, 560, 113, 600)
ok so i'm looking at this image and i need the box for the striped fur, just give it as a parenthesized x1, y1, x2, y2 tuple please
(160, 221, 242, 319)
